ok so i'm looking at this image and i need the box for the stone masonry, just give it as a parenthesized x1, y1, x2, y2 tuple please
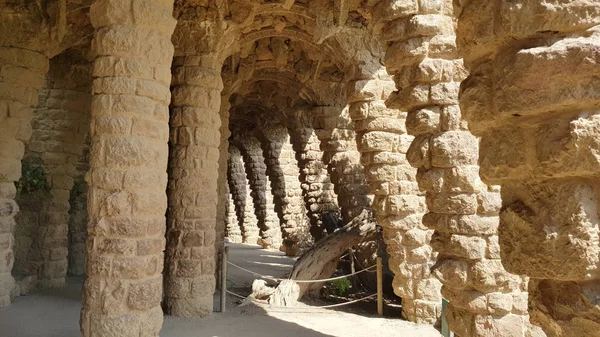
(0, 47, 49, 307)
(80, 0, 175, 336)
(233, 131, 282, 249)
(227, 144, 260, 244)
(457, 1, 600, 336)
(258, 123, 308, 256)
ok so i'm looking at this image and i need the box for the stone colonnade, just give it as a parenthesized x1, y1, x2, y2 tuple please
(0, 1, 597, 336)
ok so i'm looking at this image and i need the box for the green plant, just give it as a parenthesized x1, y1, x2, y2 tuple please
(329, 277, 351, 297)
(16, 161, 51, 197)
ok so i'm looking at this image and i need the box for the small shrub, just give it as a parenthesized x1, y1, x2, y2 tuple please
(329, 277, 351, 297)
(16, 161, 51, 197)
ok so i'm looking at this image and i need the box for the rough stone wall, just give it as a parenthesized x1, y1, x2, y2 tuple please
(259, 124, 308, 256)
(224, 184, 242, 243)
(80, 0, 175, 335)
(0, 47, 49, 307)
(12, 49, 91, 291)
(227, 144, 260, 244)
(371, 2, 532, 333)
(348, 72, 440, 323)
(290, 122, 339, 241)
(456, 2, 600, 336)
(234, 132, 282, 249)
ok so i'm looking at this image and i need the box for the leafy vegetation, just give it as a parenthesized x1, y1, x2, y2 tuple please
(16, 161, 51, 197)
(329, 277, 352, 297)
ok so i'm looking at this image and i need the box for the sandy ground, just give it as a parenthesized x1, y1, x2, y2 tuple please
(0, 243, 441, 337)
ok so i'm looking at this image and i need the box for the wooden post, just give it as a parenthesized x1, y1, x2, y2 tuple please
(220, 246, 229, 312)
(376, 256, 383, 316)
(348, 248, 357, 290)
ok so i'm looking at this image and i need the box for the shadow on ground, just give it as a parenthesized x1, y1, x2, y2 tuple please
(0, 277, 336, 337)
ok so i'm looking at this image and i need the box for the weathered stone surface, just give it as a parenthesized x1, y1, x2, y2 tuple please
(457, 1, 600, 336)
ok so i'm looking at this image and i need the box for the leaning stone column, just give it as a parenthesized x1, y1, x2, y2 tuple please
(312, 106, 372, 223)
(0, 47, 48, 306)
(234, 132, 282, 249)
(227, 144, 260, 244)
(225, 185, 242, 243)
(457, 2, 600, 336)
(164, 54, 223, 316)
(348, 73, 440, 324)
(81, 0, 175, 335)
(289, 122, 338, 241)
(374, 3, 530, 334)
(259, 124, 308, 256)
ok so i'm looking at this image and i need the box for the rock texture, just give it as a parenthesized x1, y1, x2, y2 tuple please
(456, 2, 600, 336)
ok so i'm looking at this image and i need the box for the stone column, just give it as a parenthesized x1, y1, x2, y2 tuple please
(312, 106, 371, 223)
(235, 132, 282, 249)
(225, 184, 242, 243)
(227, 144, 260, 244)
(457, 2, 600, 336)
(374, 3, 530, 334)
(289, 123, 338, 241)
(259, 124, 308, 256)
(348, 73, 440, 324)
(0, 47, 49, 306)
(164, 54, 223, 317)
(81, 0, 175, 335)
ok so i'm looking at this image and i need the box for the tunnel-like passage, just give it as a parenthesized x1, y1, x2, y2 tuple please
(0, 1, 598, 337)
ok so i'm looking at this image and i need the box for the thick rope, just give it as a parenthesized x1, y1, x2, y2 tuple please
(315, 293, 377, 308)
(226, 261, 376, 283)
(224, 290, 378, 309)
(226, 289, 247, 299)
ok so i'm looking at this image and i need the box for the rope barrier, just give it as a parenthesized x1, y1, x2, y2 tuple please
(314, 294, 377, 308)
(226, 261, 282, 282)
(226, 289, 247, 300)
(226, 261, 376, 283)
(226, 289, 377, 309)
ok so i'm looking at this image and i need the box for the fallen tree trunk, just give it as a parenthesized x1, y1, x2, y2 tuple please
(251, 209, 377, 306)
